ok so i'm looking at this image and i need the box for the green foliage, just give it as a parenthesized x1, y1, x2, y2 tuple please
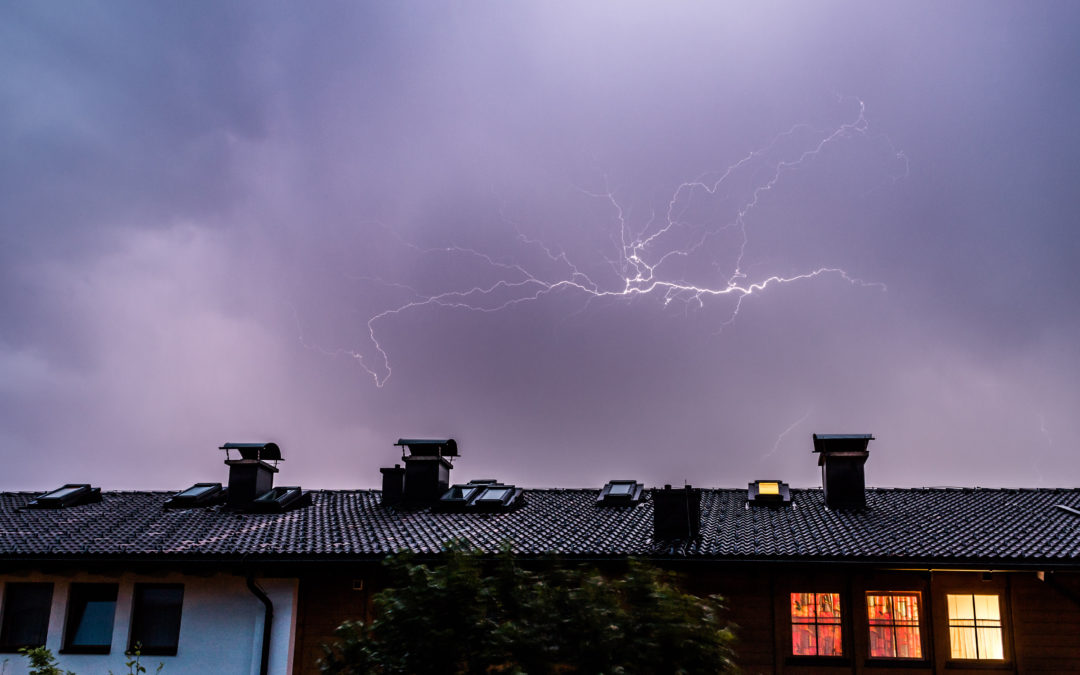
(16, 648, 74, 675)
(319, 543, 738, 674)
(14, 644, 163, 675)
(108, 644, 164, 675)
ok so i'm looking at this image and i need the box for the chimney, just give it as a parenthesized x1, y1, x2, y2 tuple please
(393, 439, 457, 505)
(652, 484, 701, 540)
(380, 464, 405, 506)
(220, 442, 280, 508)
(812, 434, 873, 509)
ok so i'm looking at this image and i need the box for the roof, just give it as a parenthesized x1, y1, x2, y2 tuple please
(1, 487, 1079, 566)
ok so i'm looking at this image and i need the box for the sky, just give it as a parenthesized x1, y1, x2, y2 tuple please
(2, 2, 1080, 492)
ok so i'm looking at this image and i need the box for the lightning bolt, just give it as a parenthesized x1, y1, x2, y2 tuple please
(304, 98, 903, 387)
(763, 409, 813, 461)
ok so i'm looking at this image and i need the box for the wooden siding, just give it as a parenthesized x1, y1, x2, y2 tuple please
(292, 567, 1080, 675)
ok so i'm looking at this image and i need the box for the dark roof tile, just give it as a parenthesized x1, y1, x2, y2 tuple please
(0, 487, 1078, 563)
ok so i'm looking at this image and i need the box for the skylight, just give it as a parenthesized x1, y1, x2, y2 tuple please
(748, 480, 791, 507)
(597, 480, 643, 506)
(27, 484, 102, 509)
(164, 483, 224, 509)
(249, 486, 310, 513)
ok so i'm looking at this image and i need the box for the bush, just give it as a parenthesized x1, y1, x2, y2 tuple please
(320, 544, 738, 674)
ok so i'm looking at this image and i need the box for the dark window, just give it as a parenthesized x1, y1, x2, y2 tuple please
(0, 582, 53, 651)
(129, 585, 183, 656)
(62, 583, 117, 654)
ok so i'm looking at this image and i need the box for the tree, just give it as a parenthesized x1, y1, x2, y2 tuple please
(319, 543, 738, 674)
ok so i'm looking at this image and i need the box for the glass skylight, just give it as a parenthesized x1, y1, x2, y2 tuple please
(478, 487, 511, 501)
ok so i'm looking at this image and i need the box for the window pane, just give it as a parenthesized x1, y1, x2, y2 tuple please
(895, 626, 922, 658)
(867, 594, 892, 623)
(792, 624, 817, 655)
(869, 624, 895, 657)
(0, 583, 53, 650)
(973, 595, 1000, 621)
(894, 593, 919, 622)
(977, 627, 1004, 659)
(818, 624, 843, 656)
(479, 488, 509, 501)
(608, 482, 634, 495)
(65, 584, 117, 651)
(948, 594, 974, 620)
(950, 626, 978, 659)
(130, 585, 183, 655)
(790, 593, 815, 621)
(817, 593, 841, 622)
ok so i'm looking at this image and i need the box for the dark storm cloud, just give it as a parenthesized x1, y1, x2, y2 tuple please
(2, 1, 1079, 492)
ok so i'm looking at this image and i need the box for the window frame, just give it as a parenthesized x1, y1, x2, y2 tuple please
(865, 591, 926, 661)
(128, 583, 184, 656)
(945, 593, 1007, 663)
(61, 583, 118, 654)
(789, 591, 845, 658)
(0, 582, 54, 652)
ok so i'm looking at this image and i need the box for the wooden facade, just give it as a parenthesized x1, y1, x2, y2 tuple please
(292, 565, 1080, 675)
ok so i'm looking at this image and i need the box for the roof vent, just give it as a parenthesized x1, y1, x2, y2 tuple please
(164, 483, 225, 509)
(27, 484, 102, 509)
(391, 438, 457, 505)
(813, 433, 873, 509)
(249, 486, 311, 513)
(597, 480, 644, 506)
(221, 442, 281, 509)
(748, 480, 791, 507)
(652, 485, 701, 540)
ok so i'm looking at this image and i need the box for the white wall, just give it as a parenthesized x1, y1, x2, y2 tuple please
(0, 571, 297, 675)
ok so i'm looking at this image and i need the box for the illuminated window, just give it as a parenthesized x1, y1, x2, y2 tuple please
(759, 482, 780, 495)
(866, 592, 923, 659)
(947, 594, 1004, 660)
(790, 592, 843, 656)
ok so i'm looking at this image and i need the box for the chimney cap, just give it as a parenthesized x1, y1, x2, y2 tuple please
(812, 434, 873, 454)
(395, 438, 458, 457)
(220, 442, 282, 462)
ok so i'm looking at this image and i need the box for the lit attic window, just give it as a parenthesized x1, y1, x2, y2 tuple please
(748, 480, 791, 507)
(597, 480, 644, 506)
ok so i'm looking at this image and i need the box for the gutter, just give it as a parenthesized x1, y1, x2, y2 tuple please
(246, 573, 273, 675)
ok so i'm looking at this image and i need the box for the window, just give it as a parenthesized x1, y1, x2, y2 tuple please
(0, 582, 53, 651)
(790, 592, 843, 656)
(947, 594, 1004, 660)
(63, 583, 117, 653)
(866, 592, 923, 659)
(129, 584, 183, 656)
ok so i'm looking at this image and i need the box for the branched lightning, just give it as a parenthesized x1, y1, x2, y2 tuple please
(304, 99, 904, 387)
(763, 409, 813, 461)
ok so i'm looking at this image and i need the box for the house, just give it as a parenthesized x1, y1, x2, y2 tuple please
(1, 436, 1079, 674)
